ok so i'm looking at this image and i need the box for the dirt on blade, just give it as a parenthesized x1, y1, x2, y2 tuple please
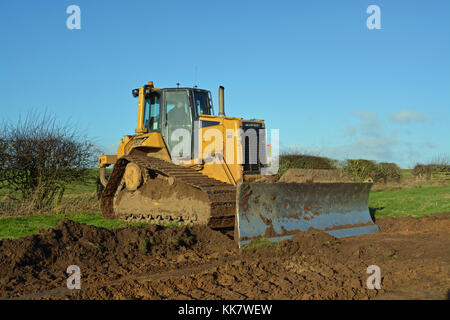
(0, 213, 449, 300)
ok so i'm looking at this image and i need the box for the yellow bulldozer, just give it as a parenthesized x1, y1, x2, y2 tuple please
(98, 81, 379, 246)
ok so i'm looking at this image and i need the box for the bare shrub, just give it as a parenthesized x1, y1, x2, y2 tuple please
(412, 155, 450, 182)
(278, 153, 336, 177)
(344, 159, 377, 182)
(375, 162, 401, 183)
(411, 164, 432, 180)
(430, 154, 450, 173)
(0, 113, 98, 211)
(0, 137, 7, 190)
(411, 155, 450, 182)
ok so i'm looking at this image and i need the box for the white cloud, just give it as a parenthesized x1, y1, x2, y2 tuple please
(281, 110, 435, 168)
(323, 136, 399, 162)
(389, 110, 427, 123)
(349, 110, 380, 137)
(345, 125, 357, 137)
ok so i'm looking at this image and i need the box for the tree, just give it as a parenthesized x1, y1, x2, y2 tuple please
(0, 113, 97, 209)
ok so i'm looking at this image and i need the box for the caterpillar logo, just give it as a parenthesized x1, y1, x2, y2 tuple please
(131, 137, 148, 146)
(242, 122, 263, 128)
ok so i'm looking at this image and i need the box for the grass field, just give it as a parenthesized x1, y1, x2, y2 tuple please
(369, 184, 450, 218)
(0, 211, 152, 240)
(0, 169, 449, 240)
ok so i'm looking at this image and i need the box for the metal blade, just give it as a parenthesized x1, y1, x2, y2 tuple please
(236, 182, 379, 247)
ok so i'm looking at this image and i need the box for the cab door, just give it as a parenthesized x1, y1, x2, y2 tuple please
(162, 89, 193, 162)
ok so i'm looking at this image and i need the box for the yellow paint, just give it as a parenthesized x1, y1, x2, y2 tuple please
(98, 154, 117, 167)
(135, 86, 147, 134)
(98, 81, 266, 186)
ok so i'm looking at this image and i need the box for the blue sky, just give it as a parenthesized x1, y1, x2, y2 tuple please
(0, 0, 449, 168)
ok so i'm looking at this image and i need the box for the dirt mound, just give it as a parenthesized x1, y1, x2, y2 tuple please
(1, 213, 449, 300)
(0, 219, 236, 298)
(376, 212, 450, 233)
(279, 169, 352, 183)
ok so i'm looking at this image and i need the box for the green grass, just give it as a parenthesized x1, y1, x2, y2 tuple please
(0, 211, 147, 240)
(241, 237, 278, 250)
(63, 170, 99, 195)
(369, 184, 450, 218)
(0, 168, 104, 198)
(63, 168, 113, 195)
(1, 166, 449, 240)
(400, 168, 412, 178)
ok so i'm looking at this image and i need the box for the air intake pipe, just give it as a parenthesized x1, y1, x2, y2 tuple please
(218, 86, 225, 117)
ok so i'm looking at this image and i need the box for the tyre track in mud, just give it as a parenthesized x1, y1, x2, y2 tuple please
(10, 256, 241, 300)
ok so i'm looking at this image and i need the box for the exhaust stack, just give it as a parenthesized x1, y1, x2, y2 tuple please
(218, 86, 225, 117)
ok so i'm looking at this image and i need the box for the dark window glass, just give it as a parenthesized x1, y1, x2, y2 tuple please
(144, 95, 160, 131)
(194, 91, 211, 115)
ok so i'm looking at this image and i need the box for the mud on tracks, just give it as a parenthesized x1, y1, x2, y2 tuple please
(1, 213, 449, 300)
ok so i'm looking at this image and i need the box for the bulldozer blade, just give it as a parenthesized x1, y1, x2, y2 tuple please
(236, 182, 379, 247)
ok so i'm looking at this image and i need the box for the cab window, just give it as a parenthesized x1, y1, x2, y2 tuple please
(144, 94, 160, 131)
(164, 90, 192, 159)
(194, 91, 212, 115)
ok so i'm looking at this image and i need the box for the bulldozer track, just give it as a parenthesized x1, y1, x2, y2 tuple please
(101, 155, 237, 231)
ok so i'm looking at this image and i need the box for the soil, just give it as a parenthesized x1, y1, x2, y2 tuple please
(371, 178, 449, 191)
(279, 169, 353, 183)
(0, 213, 449, 300)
